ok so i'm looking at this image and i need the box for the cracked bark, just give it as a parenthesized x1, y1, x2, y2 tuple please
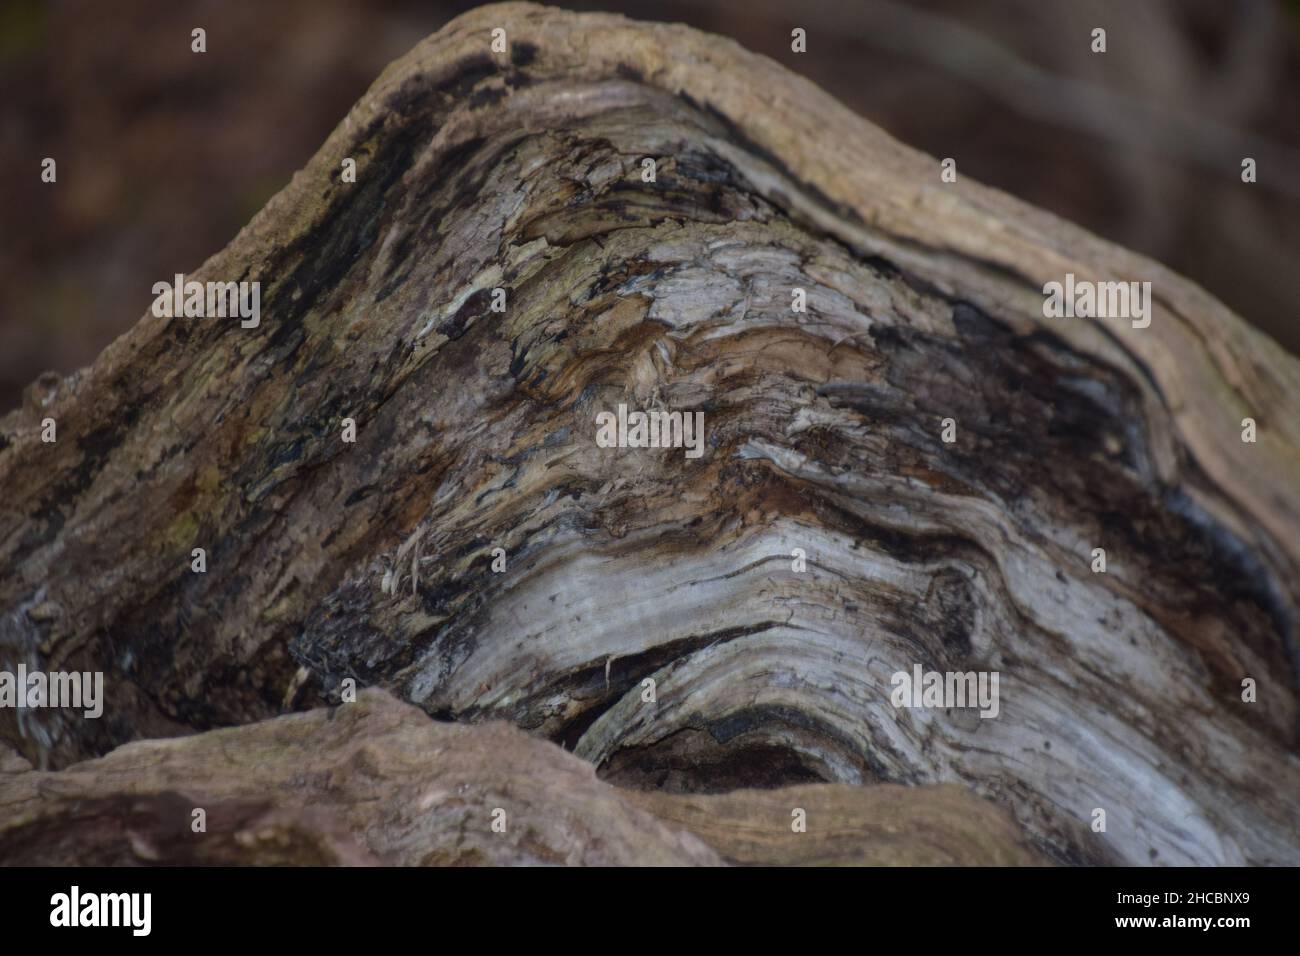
(2, 2, 1298, 865)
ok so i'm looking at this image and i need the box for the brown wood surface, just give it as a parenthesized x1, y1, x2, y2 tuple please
(1, 3, 1297, 865)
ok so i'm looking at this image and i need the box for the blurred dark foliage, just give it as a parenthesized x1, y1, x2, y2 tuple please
(2, 0, 1298, 411)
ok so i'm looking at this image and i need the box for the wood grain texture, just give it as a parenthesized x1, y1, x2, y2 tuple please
(1, 3, 1297, 866)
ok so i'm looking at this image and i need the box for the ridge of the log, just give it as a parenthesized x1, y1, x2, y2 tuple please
(1, 3, 1298, 867)
(9, 2, 1296, 561)
(153, 2, 1300, 562)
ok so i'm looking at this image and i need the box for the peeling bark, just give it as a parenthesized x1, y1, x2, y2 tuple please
(2, 3, 1298, 866)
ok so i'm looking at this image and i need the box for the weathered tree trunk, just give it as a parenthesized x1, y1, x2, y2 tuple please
(2, 2, 1298, 866)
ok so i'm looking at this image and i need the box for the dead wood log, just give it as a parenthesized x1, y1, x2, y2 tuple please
(0, 689, 1044, 866)
(1, 2, 1298, 866)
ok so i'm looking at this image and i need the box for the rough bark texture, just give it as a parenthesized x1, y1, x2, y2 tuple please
(2, 3, 1298, 866)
